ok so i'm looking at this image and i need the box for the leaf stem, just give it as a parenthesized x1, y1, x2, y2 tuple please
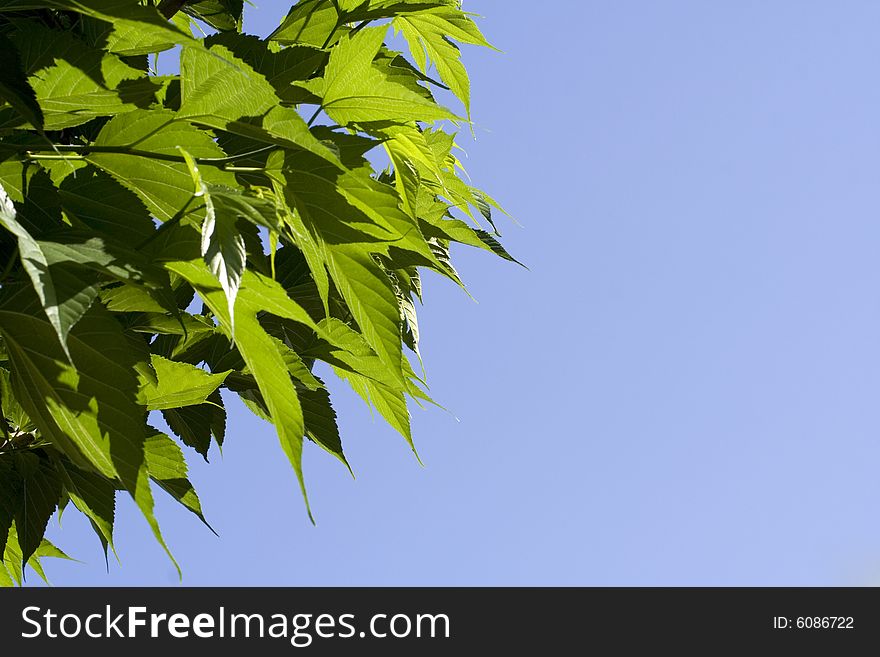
(323, 0, 343, 49)
(25, 153, 85, 161)
(348, 20, 371, 39)
(20, 143, 275, 167)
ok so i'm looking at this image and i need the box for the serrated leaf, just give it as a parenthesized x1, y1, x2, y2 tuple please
(0, 148, 36, 203)
(206, 33, 327, 91)
(317, 25, 458, 127)
(0, 284, 176, 571)
(102, 285, 172, 314)
(28, 538, 73, 584)
(301, 381, 349, 471)
(58, 460, 116, 557)
(337, 365, 416, 457)
(0, 34, 43, 130)
(168, 258, 314, 519)
(0, 562, 13, 587)
(0, 0, 193, 52)
(270, 0, 340, 47)
(140, 355, 229, 411)
(272, 336, 322, 391)
(0, 183, 98, 358)
(87, 109, 235, 221)
(2, 524, 23, 585)
(474, 228, 523, 266)
(144, 430, 212, 530)
(199, 185, 246, 337)
(82, 15, 181, 56)
(324, 245, 405, 385)
(394, 6, 491, 119)
(58, 167, 155, 244)
(179, 43, 338, 162)
(0, 459, 21, 560)
(183, 0, 244, 32)
(267, 148, 440, 268)
(37, 230, 171, 288)
(10, 21, 161, 130)
(0, 368, 34, 433)
(162, 389, 225, 460)
(308, 317, 400, 389)
(399, 291, 420, 355)
(13, 451, 62, 566)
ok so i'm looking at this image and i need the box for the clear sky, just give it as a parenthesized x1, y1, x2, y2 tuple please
(37, 0, 880, 586)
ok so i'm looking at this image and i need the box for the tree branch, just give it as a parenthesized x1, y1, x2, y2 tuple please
(157, 0, 191, 20)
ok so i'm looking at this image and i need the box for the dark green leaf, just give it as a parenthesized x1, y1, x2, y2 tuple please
(0, 34, 43, 130)
(12, 451, 62, 566)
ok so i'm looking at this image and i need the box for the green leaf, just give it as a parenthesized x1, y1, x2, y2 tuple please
(324, 245, 405, 385)
(144, 430, 213, 530)
(0, 34, 43, 130)
(0, 145, 37, 203)
(316, 25, 459, 127)
(272, 336, 322, 391)
(0, 459, 21, 559)
(58, 460, 116, 557)
(183, 0, 244, 32)
(399, 290, 420, 355)
(341, 0, 460, 21)
(168, 259, 313, 519)
(161, 389, 225, 460)
(81, 15, 182, 57)
(394, 6, 492, 119)
(58, 167, 156, 245)
(0, 285, 176, 571)
(474, 229, 523, 266)
(139, 355, 229, 411)
(0, 368, 34, 433)
(10, 21, 161, 130)
(102, 285, 172, 314)
(179, 43, 338, 162)
(0, 183, 98, 358)
(0, 0, 194, 52)
(36, 230, 171, 288)
(179, 43, 279, 126)
(270, 0, 340, 47)
(337, 365, 416, 457)
(380, 123, 444, 216)
(87, 109, 235, 221)
(27, 537, 73, 584)
(12, 451, 62, 566)
(301, 381, 350, 472)
(2, 524, 23, 585)
(0, 0, 508, 579)
(205, 34, 327, 92)
(0, 562, 13, 587)
(197, 183, 246, 336)
(308, 317, 400, 389)
(268, 148, 441, 269)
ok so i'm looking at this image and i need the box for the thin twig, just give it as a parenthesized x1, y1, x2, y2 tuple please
(307, 106, 323, 127)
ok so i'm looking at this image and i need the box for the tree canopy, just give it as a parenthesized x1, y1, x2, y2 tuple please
(0, 0, 514, 585)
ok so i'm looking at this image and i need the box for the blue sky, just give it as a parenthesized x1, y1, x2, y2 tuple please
(39, 0, 880, 586)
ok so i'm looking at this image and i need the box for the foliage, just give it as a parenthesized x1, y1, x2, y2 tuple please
(0, 0, 513, 584)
